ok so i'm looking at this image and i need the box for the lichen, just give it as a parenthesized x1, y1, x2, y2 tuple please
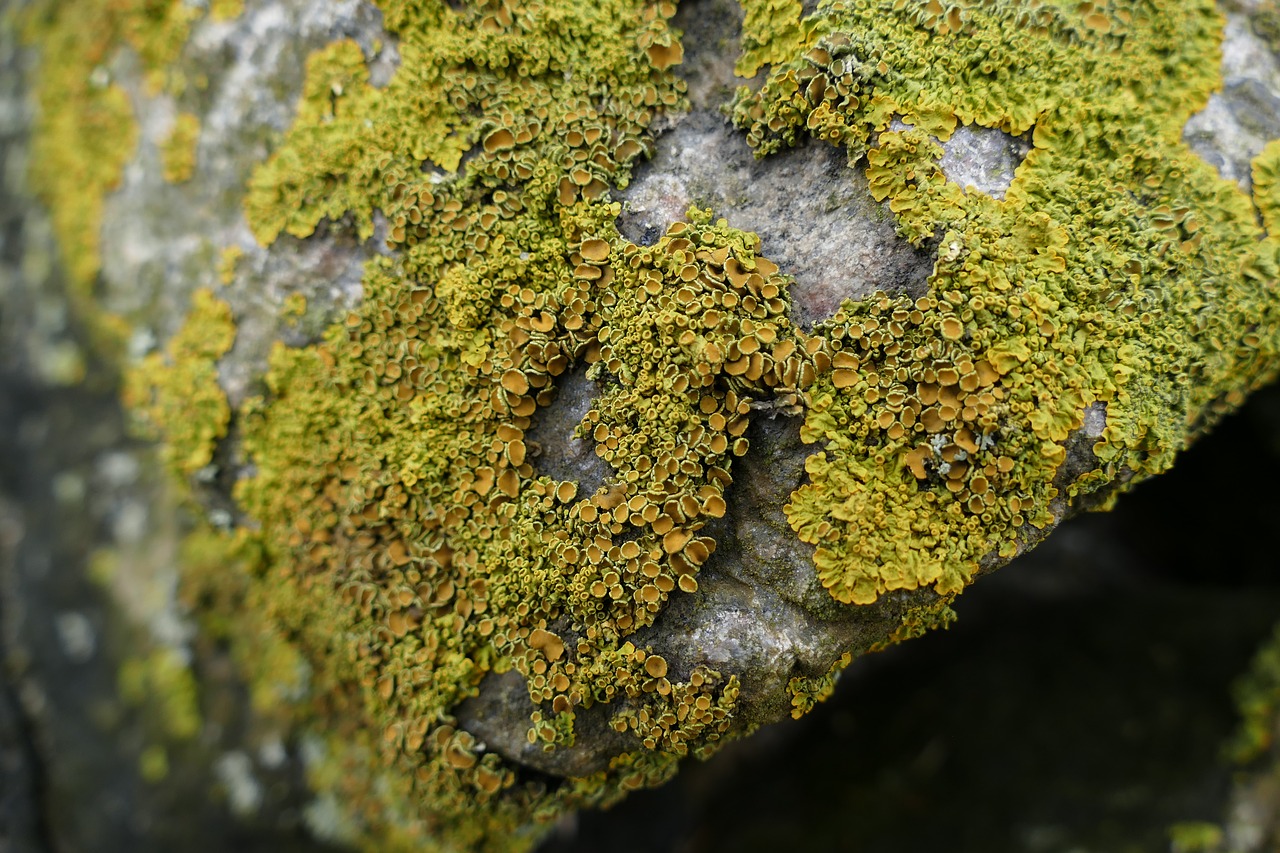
(734, 0, 1280, 604)
(787, 651, 852, 719)
(119, 647, 203, 741)
(23, 1, 138, 302)
(1168, 822, 1227, 853)
(1229, 622, 1280, 764)
(1255, 138, 1280, 236)
(23, 0, 210, 321)
(209, 0, 244, 23)
(217, 244, 243, 285)
(230, 3, 780, 846)
(124, 288, 235, 480)
(736, 0, 807, 78)
(160, 111, 200, 184)
(27, 0, 1280, 848)
(119, 646, 204, 781)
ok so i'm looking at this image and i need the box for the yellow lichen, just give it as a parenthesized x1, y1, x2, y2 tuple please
(209, 0, 244, 23)
(160, 111, 200, 183)
(23, 0, 205, 322)
(124, 288, 235, 480)
(787, 651, 852, 719)
(735, 0, 810, 78)
(27, 0, 1280, 848)
(1254, 138, 1280, 236)
(24, 1, 138, 301)
(119, 647, 203, 741)
(735, 0, 1280, 605)
(217, 244, 243, 285)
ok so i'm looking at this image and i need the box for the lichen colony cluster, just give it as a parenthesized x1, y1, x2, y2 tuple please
(22, 0, 1280, 848)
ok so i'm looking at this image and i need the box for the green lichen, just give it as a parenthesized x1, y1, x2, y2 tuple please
(23, 0, 209, 326)
(28, 0, 1280, 848)
(734, 0, 1280, 604)
(160, 111, 200, 184)
(124, 288, 235, 480)
(1255, 138, 1280, 236)
(209, 0, 244, 23)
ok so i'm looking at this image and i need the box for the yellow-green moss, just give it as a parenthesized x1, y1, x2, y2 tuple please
(124, 288, 235, 480)
(160, 111, 200, 183)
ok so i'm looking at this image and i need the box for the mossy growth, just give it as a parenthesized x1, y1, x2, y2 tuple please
(160, 111, 201, 184)
(734, 0, 1280, 603)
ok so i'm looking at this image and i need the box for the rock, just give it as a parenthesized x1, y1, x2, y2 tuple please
(6, 0, 1280, 850)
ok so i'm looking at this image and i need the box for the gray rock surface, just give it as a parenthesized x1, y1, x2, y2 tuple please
(1184, 0, 1280, 192)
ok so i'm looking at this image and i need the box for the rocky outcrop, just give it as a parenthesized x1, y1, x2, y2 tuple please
(5, 0, 1280, 849)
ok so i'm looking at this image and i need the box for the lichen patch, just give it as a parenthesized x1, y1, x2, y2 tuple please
(33, 0, 1280, 848)
(734, 0, 1280, 603)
